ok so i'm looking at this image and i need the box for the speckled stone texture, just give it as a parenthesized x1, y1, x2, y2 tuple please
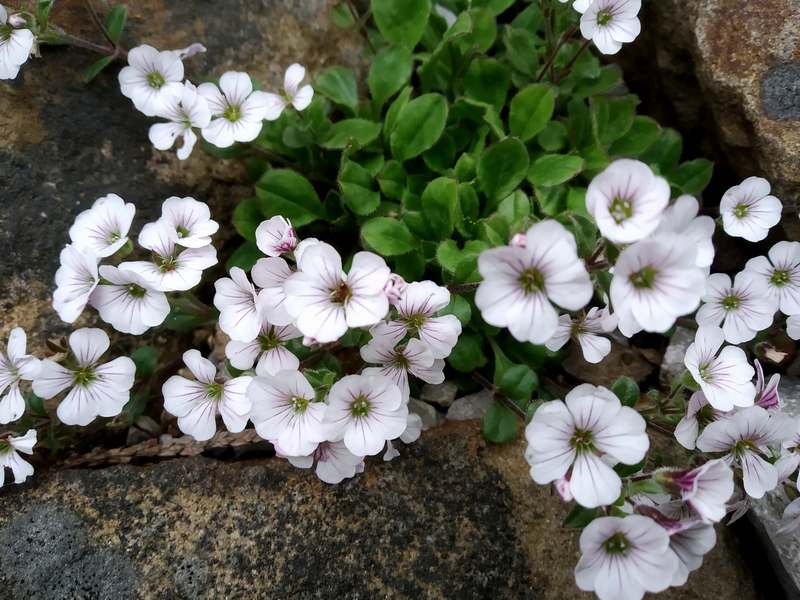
(0, 422, 758, 599)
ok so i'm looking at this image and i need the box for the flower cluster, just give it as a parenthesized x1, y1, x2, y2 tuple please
(0, 4, 35, 80)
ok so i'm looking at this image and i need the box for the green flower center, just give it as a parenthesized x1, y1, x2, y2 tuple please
(147, 71, 166, 89)
(206, 382, 224, 401)
(609, 195, 633, 223)
(732, 203, 749, 219)
(570, 428, 595, 453)
(698, 363, 712, 382)
(771, 269, 790, 287)
(518, 268, 545, 294)
(404, 314, 426, 334)
(351, 395, 371, 417)
(73, 365, 97, 387)
(176, 225, 190, 238)
(721, 294, 741, 310)
(732, 440, 756, 457)
(223, 104, 241, 122)
(0, 440, 9, 453)
(127, 283, 147, 298)
(106, 231, 121, 245)
(259, 331, 282, 351)
(629, 266, 657, 289)
(603, 532, 629, 555)
(330, 281, 351, 305)
(696, 404, 715, 427)
(291, 395, 310, 414)
(158, 254, 179, 273)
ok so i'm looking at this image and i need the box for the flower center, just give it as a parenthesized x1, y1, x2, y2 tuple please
(206, 382, 224, 401)
(629, 266, 657, 289)
(603, 532, 629, 555)
(176, 225, 190, 238)
(291, 395, 310, 414)
(518, 268, 545, 294)
(570, 428, 595, 453)
(147, 71, 166, 89)
(0, 26, 11, 41)
(330, 281, 351, 305)
(127, 283, 147, 298)
(609, 195, 633, 223)
(696, 404, 715, 427)
(721, 294, 741, 310)
(732, 439, 756, 456)
(771, 269, 790, 287)
(351, 394, 371, 417)
(259, 331, 281, 351)
(106, 231, 121, 245)
(73, 365, 97, 387)
(732, 202, 749, 219)
(391, 351, 410, 369)
(698, 362, 712, 382)
(223, 104, 242, 122)
(158, 254, 179, 273)
(404, 313, 426, 334)
(0, 439, 9, 452)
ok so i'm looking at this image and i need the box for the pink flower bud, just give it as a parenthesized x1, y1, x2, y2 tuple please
(509, 233, 527, 248)
(8, 13, 27, 27)
(383, 273, 407, 305)
(554, 476, 573, 502)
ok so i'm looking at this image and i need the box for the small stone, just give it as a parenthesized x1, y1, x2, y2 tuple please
(446, 390, 493, 421)
(408, 398, 443, 430)
(660, 326, 694, 386)
(419, 382, 458, 407)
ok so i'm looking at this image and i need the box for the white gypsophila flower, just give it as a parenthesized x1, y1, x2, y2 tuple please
(285, 440, 364, 484)
(325, 374, 408, 456)
(695, 271, 777, 344)
(118, 44, 184, 117)
(659, 459, 735, 523)
(580, 0, 642, 56)
(586, 159, 669, 243)
(52, 244, 100, 323)
(361, 336, 445, 401)
(683, 326, 755, 411)
(248, 370, 327, 456)
(654, 195, 716, 268)
(0, 328, 40, 424)
(163, 349, 252, 441)
(261, 63, 314, 120)
(293, 237, 320, 262)
(69, 193, 136, 258)
(674, 391, 729, 450)
(213, 267, 261, 343)
(255, 216, 298, 257)
(251, 257, 294, 326)
(697, 405, 793, 499)
(198, 71, 273, 148)
(0, 5, 34, 80)
(382, 273, 407, 305)
(574, 515, 678, 600)
(0, 429, 36, 487)
(744, 241, 800, 316)
(558, 0, 592, 13)
(284, 243, 390, 343)
(158, 196, 219, 248)
(789, 315, 800, 340)
(525, 383, 648, 508)
(32, 328, 135, 426)
(754, 359, 781, 411)
(610, 234, 706, 336)
(90, 266, 170, 335)
(476, 220, 592, 344)
(545, 306, 618, 364)
(370, 281, 461, 359)
(778, 498, 800, 536)
(120, 221, 217, 292)
(225, 317, 301, 376)
(148, 82, 211, 160)
(720, 176, 782, 242)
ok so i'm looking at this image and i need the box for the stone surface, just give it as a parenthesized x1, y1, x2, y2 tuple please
(0, 422, 758, 599)
(419, 381, 459, 407)
(660, 326, 695, 386)
(408, 397, 444, 430)
(446, 389, 493, 420)
(563, 339, 655, 387)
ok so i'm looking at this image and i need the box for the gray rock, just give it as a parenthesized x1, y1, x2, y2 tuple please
(419, 382, 458, 407)
(660, 326, 694, 386)
(761, 63, 800, 120)
(408, 397, 444, 430)
(446, 389, 493, 421)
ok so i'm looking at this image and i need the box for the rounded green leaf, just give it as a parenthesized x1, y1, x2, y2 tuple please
(372, 0, 431, 49)
(255, 169, 325, 226)
(447, 331, 487, 372)
(368, 46, 413, 107)
(482, 401, 519, 443)
(314, 67, 358, 112)
(611, 376, 640, 408)
(421, 177, 458, 240)
(509, 83, 555, 141)
(361, 217, 418, 256)
(609, 116, 661, 157)
(390, 93, 449, 161)
(477, 137, 529, 201)
(320, 119, 382, 149)
(464, 58, 510, 110)
(232, 198, 262, 242)
(527, 154, 584, 187)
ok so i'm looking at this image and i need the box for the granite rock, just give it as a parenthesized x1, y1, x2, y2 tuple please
(446, 389, 493, 421)
(419, 382, 459, 408)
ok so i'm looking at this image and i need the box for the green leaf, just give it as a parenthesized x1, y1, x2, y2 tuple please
(83, 55, 114, 82)
(448, 331, 487, 372)
(538, 120, 568, 153)
(421, 177, 458, 240)
(37, 0, 54, 29)
(436, 239, 487, 274)
(464, 58, 511, 110)
(641, 128, 682, 172)
(473, 0, 515, 16)
(441, 295, 472, 325)
(592, 95, 638, 146)
(455, 153, 477, 181)
(372, 0, 431, 49)
(611, 376, 640, 408)
(668, 159, 714, 195)
(457, 183, 480, 237)
(368, 46, 414, 108)
(232, 198, 263, 242)
(378, 160, 406, 200)
(459, 8, 496, 53)
(384, 85, 412, 137)
(330, 3, 356, 28)
(255, 169, 325, 226)
(320, 118, 382, 149)
(528, 154, 584, 187)
(609, 116, 661, 157)
(104, 5, 128, 44)
(361, 217, 419, 255)
(509, 84, 556, 142)
(499, 365, 538, 402)
(563, 505, 599, 528)
(131, 345, 158, 380)
(315, 66, 358, 112)
(340, 161, 380, 216)
(226, 241, 261, 271)
(390, 93, 449, 161)
(482, 401, 518, 443)
(497, 190, 530, 224)
(393, 251, 426, 281)
(477, 137, 529, 201)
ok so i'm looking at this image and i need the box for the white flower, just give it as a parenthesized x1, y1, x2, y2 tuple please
(251, 257, 294, 326)
(545, 306, 618, 364)
(744, 241, 800, 316)
(284, 440, 364, 484)
(695, 271, 777, 344)
(525, 384, 648, 508)
(32, 328, 135, 426)
(575, 515, 678, 600)
(654, 195, 716, 268)
(120, 221, 217, 292)
(371, 281, 461, 359)
(674, 391, 729, 450)
(294, 237, 320, 262)
(69, 194, 136, 258)
(52, 244, 100, 323)
(640, 513, 716, 587)
(697, 406, 792, 499)
(476, 220, 592, 344)
(775, 420, 800, 487)
(754, 359, 781, 411)
(684, 326, 755, 411)
(249, 370, 327, 455)
(148, 82, 211, 160)
(611, 234, 706, 336)
(325, 374, 408, 456)
(0, 5, 34, 80)
(162, 349, 253, 441)
(361, 336, 445, 401)
(586, 159, 669, 243)
(90, 266, 170, 335)
(255, 216, 298, 257)
(158, 196, 219, 249)
(225, 318, 301, 376)
(559, 0, 592, 13)
(658, 459, 735, 523)
(789, 315, 800, 340)
(213, 267, 261, 343)
(261, 63, 315, 119)
(0, 328, 40, 424)
(198, 72, 273, 147)
(118, 44, 184, 117)
(580, 0, 642, 55)
(720, 176, 782, 242)
(284, 243, 390, 343)
(0, 429, 36, 487)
